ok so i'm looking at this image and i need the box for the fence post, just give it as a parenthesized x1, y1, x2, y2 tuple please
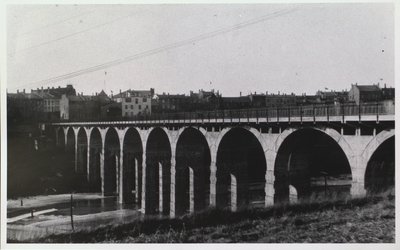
(376, 102, 379, 123)
(313, 104, 316, 124)
(277, 107, 279, 123)
(70, 193, 75, 231)
(326, 105, 329, 122)
(300, 105, 302, 123)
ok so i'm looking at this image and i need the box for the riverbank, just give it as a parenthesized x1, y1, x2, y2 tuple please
(11, 192, 395, 243)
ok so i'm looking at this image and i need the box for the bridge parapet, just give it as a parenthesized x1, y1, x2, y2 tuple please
(50, 102, 394, 126)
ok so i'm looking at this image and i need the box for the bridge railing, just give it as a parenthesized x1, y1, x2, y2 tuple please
(52, 101, 394, 123)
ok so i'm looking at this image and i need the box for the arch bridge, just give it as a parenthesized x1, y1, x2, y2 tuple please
(44, 103, 395, 218)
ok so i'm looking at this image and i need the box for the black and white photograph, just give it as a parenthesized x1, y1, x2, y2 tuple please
(1, 0, 397, 248)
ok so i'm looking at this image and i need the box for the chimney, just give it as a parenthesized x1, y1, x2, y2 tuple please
(58, 86, 60, 88)
(41, 87, 43, 90)
(17, 89, 19, 93)
(23, 89, 25, 93)
(384, 83, 387, 88)
(240, 92, 242, 97)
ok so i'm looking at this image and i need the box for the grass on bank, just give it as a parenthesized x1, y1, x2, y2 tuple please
(12, 190, 395, 243)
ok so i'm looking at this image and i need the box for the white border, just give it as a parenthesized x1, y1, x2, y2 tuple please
(1, 1, 399, 250)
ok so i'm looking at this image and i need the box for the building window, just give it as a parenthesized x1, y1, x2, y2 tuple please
(139, 105, 141, 110)
(135, 98, 138, 104)
(126, 98, 131, 103)
(125, 112, 128, 116)
(143, 97, 147, 102)
(125, 105, 128, 109)
(130, 105, 133, 109)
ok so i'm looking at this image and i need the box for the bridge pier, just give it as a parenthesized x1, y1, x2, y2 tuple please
(141, 152, 146, 213)
(170, 157, 176, 218)
(159, 162, 163, 214)
(189, 166, 194, 214)
(73, 127, 80, 173)
(209, 161, 217, 207)
(99, 128, 108, 196)
(84, 127, 93, 182)
(135, 158, 139, 203)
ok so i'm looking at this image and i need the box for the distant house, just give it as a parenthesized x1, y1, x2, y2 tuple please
(152, 93, 191, 113)
(60, 90, 113, 121)
(7, 90, 45, 124)
(316, 90, 349, 105)
(348, 84, 382, 105)
(265, 93, 297, 108)
(220, 96, 251, 109)
(112, 88, 154, 118)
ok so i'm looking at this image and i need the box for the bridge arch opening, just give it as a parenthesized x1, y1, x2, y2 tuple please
(66, 128, 75, 171)
(57, 128, 65, 148)
(274, 128, 352, 204)
(66, 128, 75, 152)
(77, 128, 88, 177)
(365, 136, 395, 194)
(216, 127, 266, 211)
(89, 128, 102, 192)
(104, 128, 120, 196)
(175, 127, 211, 215)
(123, 128, 143, 205)
(145, 128, 171, 215)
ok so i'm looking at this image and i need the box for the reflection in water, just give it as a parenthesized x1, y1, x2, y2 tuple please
(8, 196, 139, 218)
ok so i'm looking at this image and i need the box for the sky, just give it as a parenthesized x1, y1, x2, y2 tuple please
(6, 3, 394, 97)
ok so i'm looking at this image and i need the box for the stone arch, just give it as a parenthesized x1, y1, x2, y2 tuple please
(175, 126, 211, 215)
(89, 127, 102, 191)
(362, 129, 395, 165)
(363, 129, 395, 194)
(57, 126, 65, 148)
(273, 127, 353, 203)
(122, 127, 144, 204)
(104, 127, 121, 195)
(66, 126, 75, 151)
(215, 126, 267, 210)
(145, 127, 172, 215)
(77, 127, 88, 175)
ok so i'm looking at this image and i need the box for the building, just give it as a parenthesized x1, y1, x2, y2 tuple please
(265, 92, 298, 108)
(152, 93, 190, 113)
(189, 89, 221, 111)
(381, 84, 395, 101)
(112, 89, 154, 118)
(248, 93, 266, 108)
(220, 96, 252, 109)
(31, 84, 76, 98)
(7, 90, 45, 124)
(60, 90, 113, 121)
(348, 84, 382, 105)
(316, 90, 349, 105)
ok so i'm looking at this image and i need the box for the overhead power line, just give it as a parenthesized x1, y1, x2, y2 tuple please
(10, 11, 141, 56)
(13, 7, 299, 90)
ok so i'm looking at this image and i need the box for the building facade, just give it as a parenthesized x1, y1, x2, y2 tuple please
(113, 89, 154, 118)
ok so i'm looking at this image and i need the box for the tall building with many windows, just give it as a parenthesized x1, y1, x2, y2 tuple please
(112, 88, 154, 118)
